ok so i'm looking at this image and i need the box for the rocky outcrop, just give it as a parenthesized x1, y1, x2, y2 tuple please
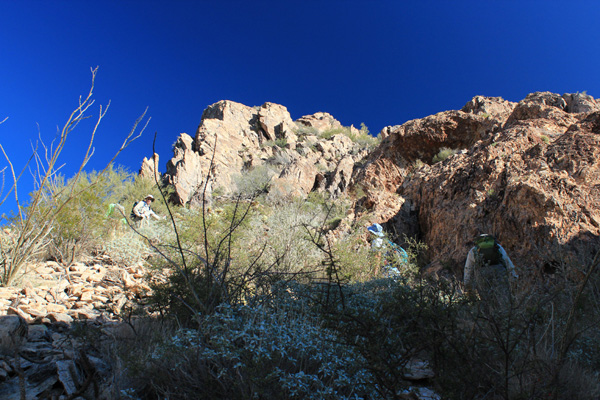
(139, 152, 160, 181)
(160, 100, 370, 205)
(354, 92, 600, 278)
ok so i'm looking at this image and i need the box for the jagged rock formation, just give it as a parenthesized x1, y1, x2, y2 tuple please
(139, 153, 160, 181)
(159, 100, 370, 205)
(355, 92, 600, 277)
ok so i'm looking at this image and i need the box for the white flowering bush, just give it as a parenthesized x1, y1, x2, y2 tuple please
(134, 304, 374, 399)
(265, 279, 464, 398)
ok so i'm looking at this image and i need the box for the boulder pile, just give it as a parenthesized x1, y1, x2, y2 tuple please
(0, 256, 149, 399)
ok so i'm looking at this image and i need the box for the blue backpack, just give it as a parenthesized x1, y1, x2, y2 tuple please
(387, 239, 408, 264)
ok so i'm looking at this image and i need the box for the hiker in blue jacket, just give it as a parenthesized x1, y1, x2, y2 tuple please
(367, 223, 408, 277)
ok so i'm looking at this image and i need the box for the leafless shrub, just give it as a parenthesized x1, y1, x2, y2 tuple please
(0, 67, 148, 286)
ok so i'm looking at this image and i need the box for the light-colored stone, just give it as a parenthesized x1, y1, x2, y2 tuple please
(18, 304, 46, 318)
(402, 358, 435, 380)
(139, 152, 161, 181)
(161, 100, 369, 205)
(47, 312, 73, 324)
(46, 303, 68, 313)
(80, 291, 93, 302)
(7, 306, 34, 323)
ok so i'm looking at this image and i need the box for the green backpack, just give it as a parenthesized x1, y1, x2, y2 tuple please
(475, 235, 502, 266)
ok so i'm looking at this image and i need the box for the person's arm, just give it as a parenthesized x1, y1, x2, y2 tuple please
(464, 247, 476, 288)
(498, 245, 518, 279)
(148, 209, 161, 220)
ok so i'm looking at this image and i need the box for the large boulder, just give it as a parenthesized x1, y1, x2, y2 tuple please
(0, 315, 28, 355)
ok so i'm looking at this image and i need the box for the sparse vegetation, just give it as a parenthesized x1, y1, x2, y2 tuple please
(262, 137, 288, 149)
(412, 158, 426, 169)
(432, 147, 458, 164)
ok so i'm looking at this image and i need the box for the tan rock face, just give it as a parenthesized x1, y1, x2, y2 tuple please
(139, 153, 160, 181)
(296, 112, 342, 131)
(161, 100, 369, 204)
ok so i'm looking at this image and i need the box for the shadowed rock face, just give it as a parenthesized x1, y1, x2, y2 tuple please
(355, 92, 600, 277)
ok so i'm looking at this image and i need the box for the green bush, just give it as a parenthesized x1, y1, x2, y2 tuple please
(233, 165, 275, 197)
(431, 147, 458, 164)
(0, 67, 149, 286)
(36, 166, 166, 264)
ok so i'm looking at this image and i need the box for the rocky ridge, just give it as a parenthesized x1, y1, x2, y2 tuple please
(3, 91, 599, 398)
(157, 92, 600, 277)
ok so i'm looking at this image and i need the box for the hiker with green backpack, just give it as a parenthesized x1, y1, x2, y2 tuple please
(464, 234, 518, 302)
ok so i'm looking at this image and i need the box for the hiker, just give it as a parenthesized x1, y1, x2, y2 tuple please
(131, 195, 164, 226)
(463, 234, 518, 303)
(367, 223, 408, 277)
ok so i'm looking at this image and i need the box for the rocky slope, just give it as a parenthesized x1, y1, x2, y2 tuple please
(154, 92, 600, 279)
(0, 257, 150, 398)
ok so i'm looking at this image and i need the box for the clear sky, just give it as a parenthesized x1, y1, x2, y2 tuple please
(1, 1, 600, 217)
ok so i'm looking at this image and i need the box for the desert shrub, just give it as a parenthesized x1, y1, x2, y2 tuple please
(262, 138, 288, 149)
(316, 124, 379, 151)
(233, 164, 275, 198)
(319, 127, 347, 140)
(346, 123, 380, 150)
(412, 158, 426, 169)
(103, 225, 163, 267)
(431, 147, 458, 164)
(294, 124, 319, 138)
(37, 166, 166, 264)
(0, 68, 148, 286)
(541, 134, 550, 143)
(146, 191, 355, 321)
(428, 274, 600, 400)
(268, 278, 463, 398)
(146, 196, 272, 319)
(127, 303, 374, 399)
(242, 199, 330, 277)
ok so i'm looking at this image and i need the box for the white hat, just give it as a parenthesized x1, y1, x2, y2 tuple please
(367, 223, 384, 237)
(145, 194, 155, 200)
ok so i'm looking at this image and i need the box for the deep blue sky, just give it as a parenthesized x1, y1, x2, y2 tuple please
(1, 1, 600, 216)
